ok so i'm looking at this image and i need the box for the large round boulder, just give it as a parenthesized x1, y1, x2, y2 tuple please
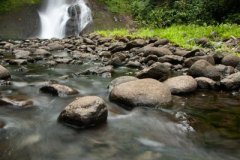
(108, 76, 138, 92)
(164, 76, 197, 94)
(188, 60, 221, 80)
(109, 78, 172, 109)
(195, 77, 218, 89)
(58, 96, 108, 128)
(136, 62, 170, 81)
(221, 54, 240, 67)
(220, 72, 240, 90)
(0, 65, 11, 80)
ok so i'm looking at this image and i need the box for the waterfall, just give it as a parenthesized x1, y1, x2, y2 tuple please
(38, 0, 92, 39)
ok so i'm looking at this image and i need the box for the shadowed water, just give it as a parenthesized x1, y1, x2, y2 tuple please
(0, 61, 240, 160)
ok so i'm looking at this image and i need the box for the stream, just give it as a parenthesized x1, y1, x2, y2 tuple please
(0, 55, 240, 160)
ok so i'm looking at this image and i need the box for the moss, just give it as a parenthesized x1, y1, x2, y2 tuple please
(0, 0, 40, 13)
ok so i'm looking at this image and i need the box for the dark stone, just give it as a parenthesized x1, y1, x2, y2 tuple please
(58, 96, 108, 128)
(195, 77, 218, 89)
(142, 46, 173, 57)
(136, 62, 170, 81)
(221, 54, 240, 67)
(220, 72, 240, 90)
(188, 60, 221, 80)
(184, 55, 215, 68)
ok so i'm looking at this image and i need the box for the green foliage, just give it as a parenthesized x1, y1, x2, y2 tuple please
(0, 0, 40, 13)
(99, 0, 240, 27)
(97, 24, 240, 50)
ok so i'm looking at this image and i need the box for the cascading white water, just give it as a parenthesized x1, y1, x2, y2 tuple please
(38, 0, 92, 39)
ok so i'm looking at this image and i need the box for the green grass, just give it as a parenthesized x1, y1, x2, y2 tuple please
(97, 24, 240, 53)
(0, 0, 40, 13)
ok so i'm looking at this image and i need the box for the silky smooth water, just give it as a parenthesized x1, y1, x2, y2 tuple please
(0, 61, 240, 160)
(38, 0, 92, 39)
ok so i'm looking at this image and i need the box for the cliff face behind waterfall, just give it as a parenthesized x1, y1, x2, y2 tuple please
(0, 0, 130, 39)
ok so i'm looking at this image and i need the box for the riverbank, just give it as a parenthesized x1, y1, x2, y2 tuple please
(97, 24, 240, 54)
(1, 33, 240, 159)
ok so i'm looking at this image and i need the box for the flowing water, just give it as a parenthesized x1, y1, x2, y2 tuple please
(38, 0, 92, 39)
(0, 53, 240, 160)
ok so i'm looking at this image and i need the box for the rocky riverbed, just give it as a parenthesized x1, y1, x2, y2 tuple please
(0, 34, 240, 159)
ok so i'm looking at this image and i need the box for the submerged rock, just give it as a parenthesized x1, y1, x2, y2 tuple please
(136, 62, 170, 81)
(0, 120, 4, 128)
(0, 65, 11, 80)
(164, 75, 197, 94)
(0, 95, 33, 108)
(109, 78, 172, 109)
(40, 83, 78, 97)
(58, 96, 108, 128)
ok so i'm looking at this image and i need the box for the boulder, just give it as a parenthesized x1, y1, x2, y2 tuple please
(126, 39, 146, 49)
(136, 62, 170, 81)
(40, 83, 78, 96)
(164, 76, 197, 94)
(142, 46, 173, 57)
(109, 42, 126, 53)
(108, 76, 138, 92)
(58, 96, 108, 128)
(13, 50, 31, 59)
(195, 77, 218, 89)
(220, 72, 240, 90)
(158, 55, 184, 64)
(48, 42, 64, 51)
(221, 54, 240, 67)
(215, 64, 235, 76)
(78, 65, 113, 78)
(184, 55, 215, 67)
(33, 49, 50, 57)
(109, 78, 172, 109)
(0, 65, 11, 80)
(188, 60, 221, 80)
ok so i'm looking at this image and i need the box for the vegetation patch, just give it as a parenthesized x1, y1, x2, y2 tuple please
(0, 0, 40, 13)
(97, 24, 240, 53)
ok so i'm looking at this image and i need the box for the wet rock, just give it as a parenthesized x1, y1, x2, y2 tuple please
(55, 58, 72, 64)
(126, 61, 142, 68)
(136, 62, 170, 81)
(8, 59, 28, 65)
(78, 65, 113, 77)
(108, 57, 123, 67)
(0, 120, 4, 128)
(108, 76, 138, 92)
(109, 42, 126, 53)
(164, 75, 197, 94)
(142, 46, 173, 57)
(0, 96, 33, 108)
(184, 55, 215, 67)
(40, 83, 78, 96)
(13, 50, 31, 59)
(0, 65, 11, 80)
(220, 72, 240, 90)
(58, 96, 108, 128)
(195, 77, 218, 89)
(33, 49, 50, 57)
(83, 38, 95, 45)
(154, 39, 169, 46)
(213, 53, 224, 64)
(221, 54, 240, 67)
(188, 60, 221, 80)
(158, 55, 184, 64)
(215, 64, 235, 77)
(143, 55, 158, 63)
(174, 49, 199, 58)
(109, 78, 172, 109)
(126, 39, 146, 49)
(48, 42, 64, 51)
